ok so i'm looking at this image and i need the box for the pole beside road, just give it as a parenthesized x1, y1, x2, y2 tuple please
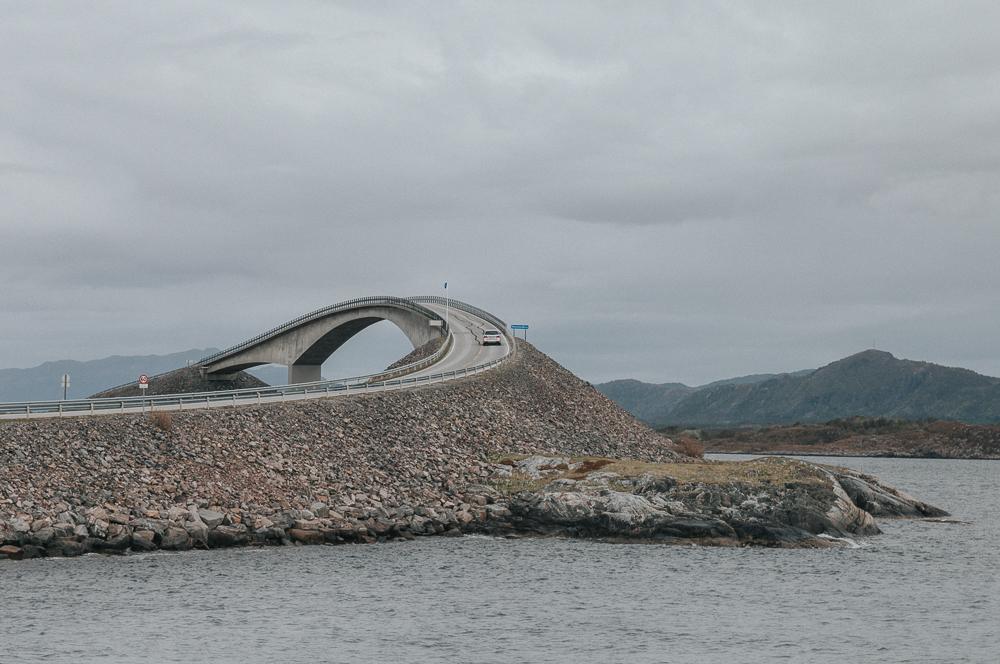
(443, 281, 449, 331)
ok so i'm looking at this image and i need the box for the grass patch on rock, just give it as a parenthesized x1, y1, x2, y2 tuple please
(602, 457, 828, 487)
(490, 473, 545, 496)
(495, 454, 830, 488)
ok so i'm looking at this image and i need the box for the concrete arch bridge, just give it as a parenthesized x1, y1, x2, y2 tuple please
(200, 296, 452, 384)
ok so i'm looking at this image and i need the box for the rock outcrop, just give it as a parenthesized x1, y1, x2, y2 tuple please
(471, 456, 946, 547)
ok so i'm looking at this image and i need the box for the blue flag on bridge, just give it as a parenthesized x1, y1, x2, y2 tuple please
(444, 282, 448, 289)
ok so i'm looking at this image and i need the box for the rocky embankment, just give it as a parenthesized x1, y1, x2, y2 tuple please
(1, 342, 946, 560)
(2, 342, 682, 559)
(383, 338, 444, 372)
(697, 419, 1000, 459)
(91, 366, 268, 399)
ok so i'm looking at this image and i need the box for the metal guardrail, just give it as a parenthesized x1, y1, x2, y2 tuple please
(0, 296, 512, 420)
(364, 332, 454, 384)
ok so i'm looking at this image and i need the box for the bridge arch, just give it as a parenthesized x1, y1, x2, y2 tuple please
(200, 297, 447, 384)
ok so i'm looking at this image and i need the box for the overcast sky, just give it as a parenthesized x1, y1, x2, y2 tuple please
(2, 1, 999, 385)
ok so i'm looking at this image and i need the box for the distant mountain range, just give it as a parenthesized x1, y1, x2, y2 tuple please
(597, 350, 1000, 426)
(0, 350, 286, 402)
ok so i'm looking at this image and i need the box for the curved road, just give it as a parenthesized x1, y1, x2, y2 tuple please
(407, 303, 508, 379)
(0, 299, 511, 419)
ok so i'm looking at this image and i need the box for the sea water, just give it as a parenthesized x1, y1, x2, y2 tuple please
(2, 456, 997, 663)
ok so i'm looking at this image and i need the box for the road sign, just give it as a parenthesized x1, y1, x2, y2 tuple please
(511, 324, 529, 330)
(138, 374, 149, 391)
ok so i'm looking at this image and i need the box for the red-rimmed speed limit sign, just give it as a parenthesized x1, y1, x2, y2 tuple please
(138, 374, 149, 390)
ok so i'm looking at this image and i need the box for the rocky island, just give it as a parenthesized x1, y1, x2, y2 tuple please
(1, 343, 946, 560)
(474, 454, 944, 546)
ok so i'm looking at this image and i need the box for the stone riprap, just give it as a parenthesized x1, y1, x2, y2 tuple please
(1, 342, 684, 560)
(383, 338, 444, 372)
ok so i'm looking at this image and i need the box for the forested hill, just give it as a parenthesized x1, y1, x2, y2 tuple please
(598, 350, 1000, 426)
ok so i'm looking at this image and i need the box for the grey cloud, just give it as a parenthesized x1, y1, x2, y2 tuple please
(2, 2, 999, 385)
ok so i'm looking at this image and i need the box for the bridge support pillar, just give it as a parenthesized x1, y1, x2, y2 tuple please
(288, 364, 322, 384)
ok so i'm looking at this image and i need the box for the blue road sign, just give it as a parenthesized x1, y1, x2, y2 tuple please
(511, 324, 529, 330)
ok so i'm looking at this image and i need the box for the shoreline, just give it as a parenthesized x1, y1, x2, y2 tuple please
(1, 498, 495, 561)
(1, 343, 949, 562)
(705, 449, 1000, 460)
(3, 454, 949, 560)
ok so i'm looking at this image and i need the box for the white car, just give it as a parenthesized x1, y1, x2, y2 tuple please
(481, 329, 503, 346)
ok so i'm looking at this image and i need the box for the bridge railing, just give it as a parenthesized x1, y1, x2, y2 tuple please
(0, 297, 514, 420)
(364, 332, 454, 384)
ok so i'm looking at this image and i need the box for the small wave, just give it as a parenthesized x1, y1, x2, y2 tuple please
(920, 517, 972, 525)
(817, 533, 867, 549)
(461, 533, 511, 542)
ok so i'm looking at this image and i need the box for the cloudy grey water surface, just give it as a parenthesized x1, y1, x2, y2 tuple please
(2, 456, 997, 664)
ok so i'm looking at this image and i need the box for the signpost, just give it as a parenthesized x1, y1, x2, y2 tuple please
(443, 281, 449, 331)
(139, 374, 149, 413)
(511, 324, 529, 340)
(60, 374, 70, 400)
